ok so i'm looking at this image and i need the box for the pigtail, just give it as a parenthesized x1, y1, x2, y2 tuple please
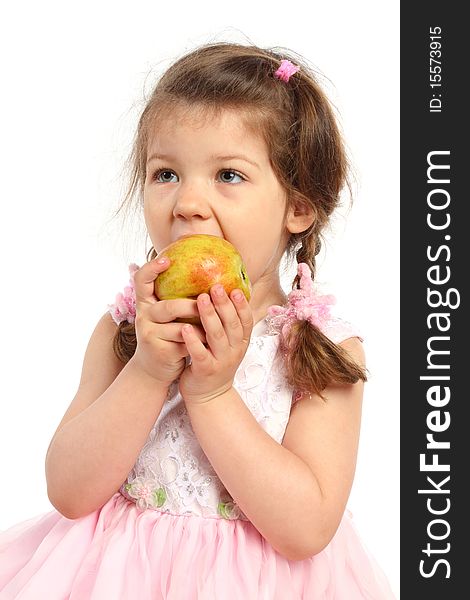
(293, 229, 319, 286)
(282, 319, 368, 402)
(113, 321, 136, 364)
(282, 246, 368, 402)
(274, 63, 366, 401)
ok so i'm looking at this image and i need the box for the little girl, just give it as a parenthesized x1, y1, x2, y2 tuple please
(0, 42, 395, 599)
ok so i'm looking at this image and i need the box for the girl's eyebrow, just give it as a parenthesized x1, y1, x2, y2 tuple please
(146, 153, 260, 170)
(212, 155, 260, 169)
(146, 153, 172, 166)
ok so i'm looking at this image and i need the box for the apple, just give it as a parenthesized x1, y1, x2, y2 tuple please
(154, 235, 251, 324)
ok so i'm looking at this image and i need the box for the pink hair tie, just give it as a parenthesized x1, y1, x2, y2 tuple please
(108, 263, 139, 325)
(274, 59, 300, 83)
(266, 263, 336, 341)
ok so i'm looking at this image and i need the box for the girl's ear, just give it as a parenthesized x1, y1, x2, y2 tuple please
(285, 195, 316, 234)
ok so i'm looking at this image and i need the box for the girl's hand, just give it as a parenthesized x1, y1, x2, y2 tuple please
(130, 258, 207, 387)
(178, 284, 254, 405)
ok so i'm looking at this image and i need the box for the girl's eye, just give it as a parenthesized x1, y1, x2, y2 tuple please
(152, 169, 244, 184)
(219, 170, 244, 184)
(154, 170, 178, 183)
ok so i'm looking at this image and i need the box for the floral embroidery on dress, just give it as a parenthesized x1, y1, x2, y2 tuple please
(218, 501, 241, 520)
(124, 477, 167, 511)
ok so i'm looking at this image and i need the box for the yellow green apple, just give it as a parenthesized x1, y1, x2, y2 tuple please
(154, 234, 251, 324)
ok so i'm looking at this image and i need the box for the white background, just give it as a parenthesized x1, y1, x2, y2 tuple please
(0, 1, 399, 597)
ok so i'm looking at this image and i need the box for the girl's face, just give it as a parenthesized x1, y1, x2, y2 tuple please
(143, 107, 294, 307)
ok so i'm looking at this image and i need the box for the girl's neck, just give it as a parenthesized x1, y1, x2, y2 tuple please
(249, 275, 288, 327)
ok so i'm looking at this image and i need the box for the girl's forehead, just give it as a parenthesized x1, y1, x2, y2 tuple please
(150, 102, 262, 137)
(147, 104, 267, 152)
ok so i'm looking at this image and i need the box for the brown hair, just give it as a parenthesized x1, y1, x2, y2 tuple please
(112, 41, 367, 399)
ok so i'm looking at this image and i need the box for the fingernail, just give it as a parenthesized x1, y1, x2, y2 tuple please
(156, 257, 167, 265)
(232, 291, 243, 302)
(213, 285, 224, 297)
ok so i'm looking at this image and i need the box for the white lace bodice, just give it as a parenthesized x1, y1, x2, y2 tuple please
(119, 319, 287, 521)
(118, 315, 362, 521)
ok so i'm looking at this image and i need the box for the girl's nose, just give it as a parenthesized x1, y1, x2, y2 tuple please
(172, 183, 211, 220)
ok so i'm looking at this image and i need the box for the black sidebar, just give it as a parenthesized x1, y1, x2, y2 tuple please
(401, 3, 467, 598)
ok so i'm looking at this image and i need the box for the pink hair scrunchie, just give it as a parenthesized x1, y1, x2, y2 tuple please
(266, 263, 335, 340)
(274, 59, 300, 82)
(108, 263, 139, 325)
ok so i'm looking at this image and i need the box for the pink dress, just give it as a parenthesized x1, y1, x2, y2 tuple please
(0, 270, 396, 599)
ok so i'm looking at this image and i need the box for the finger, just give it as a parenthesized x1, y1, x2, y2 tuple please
(209, 284, 243, 347)
(229, 288, 254, 343)
(157, 322, 207, 344)
(181, 324, 213, 367)
(197, 292, 230, 358)
(134, 257, 170, 306)
(151, 298, 200, 324)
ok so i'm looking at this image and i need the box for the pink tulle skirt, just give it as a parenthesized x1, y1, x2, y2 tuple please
(0, 492, 395, 599)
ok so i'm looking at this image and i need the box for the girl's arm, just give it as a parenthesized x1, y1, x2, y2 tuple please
(46, 258, 203, 520)
(185, 337, 364, 561)
(45, 312, 169, 519)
